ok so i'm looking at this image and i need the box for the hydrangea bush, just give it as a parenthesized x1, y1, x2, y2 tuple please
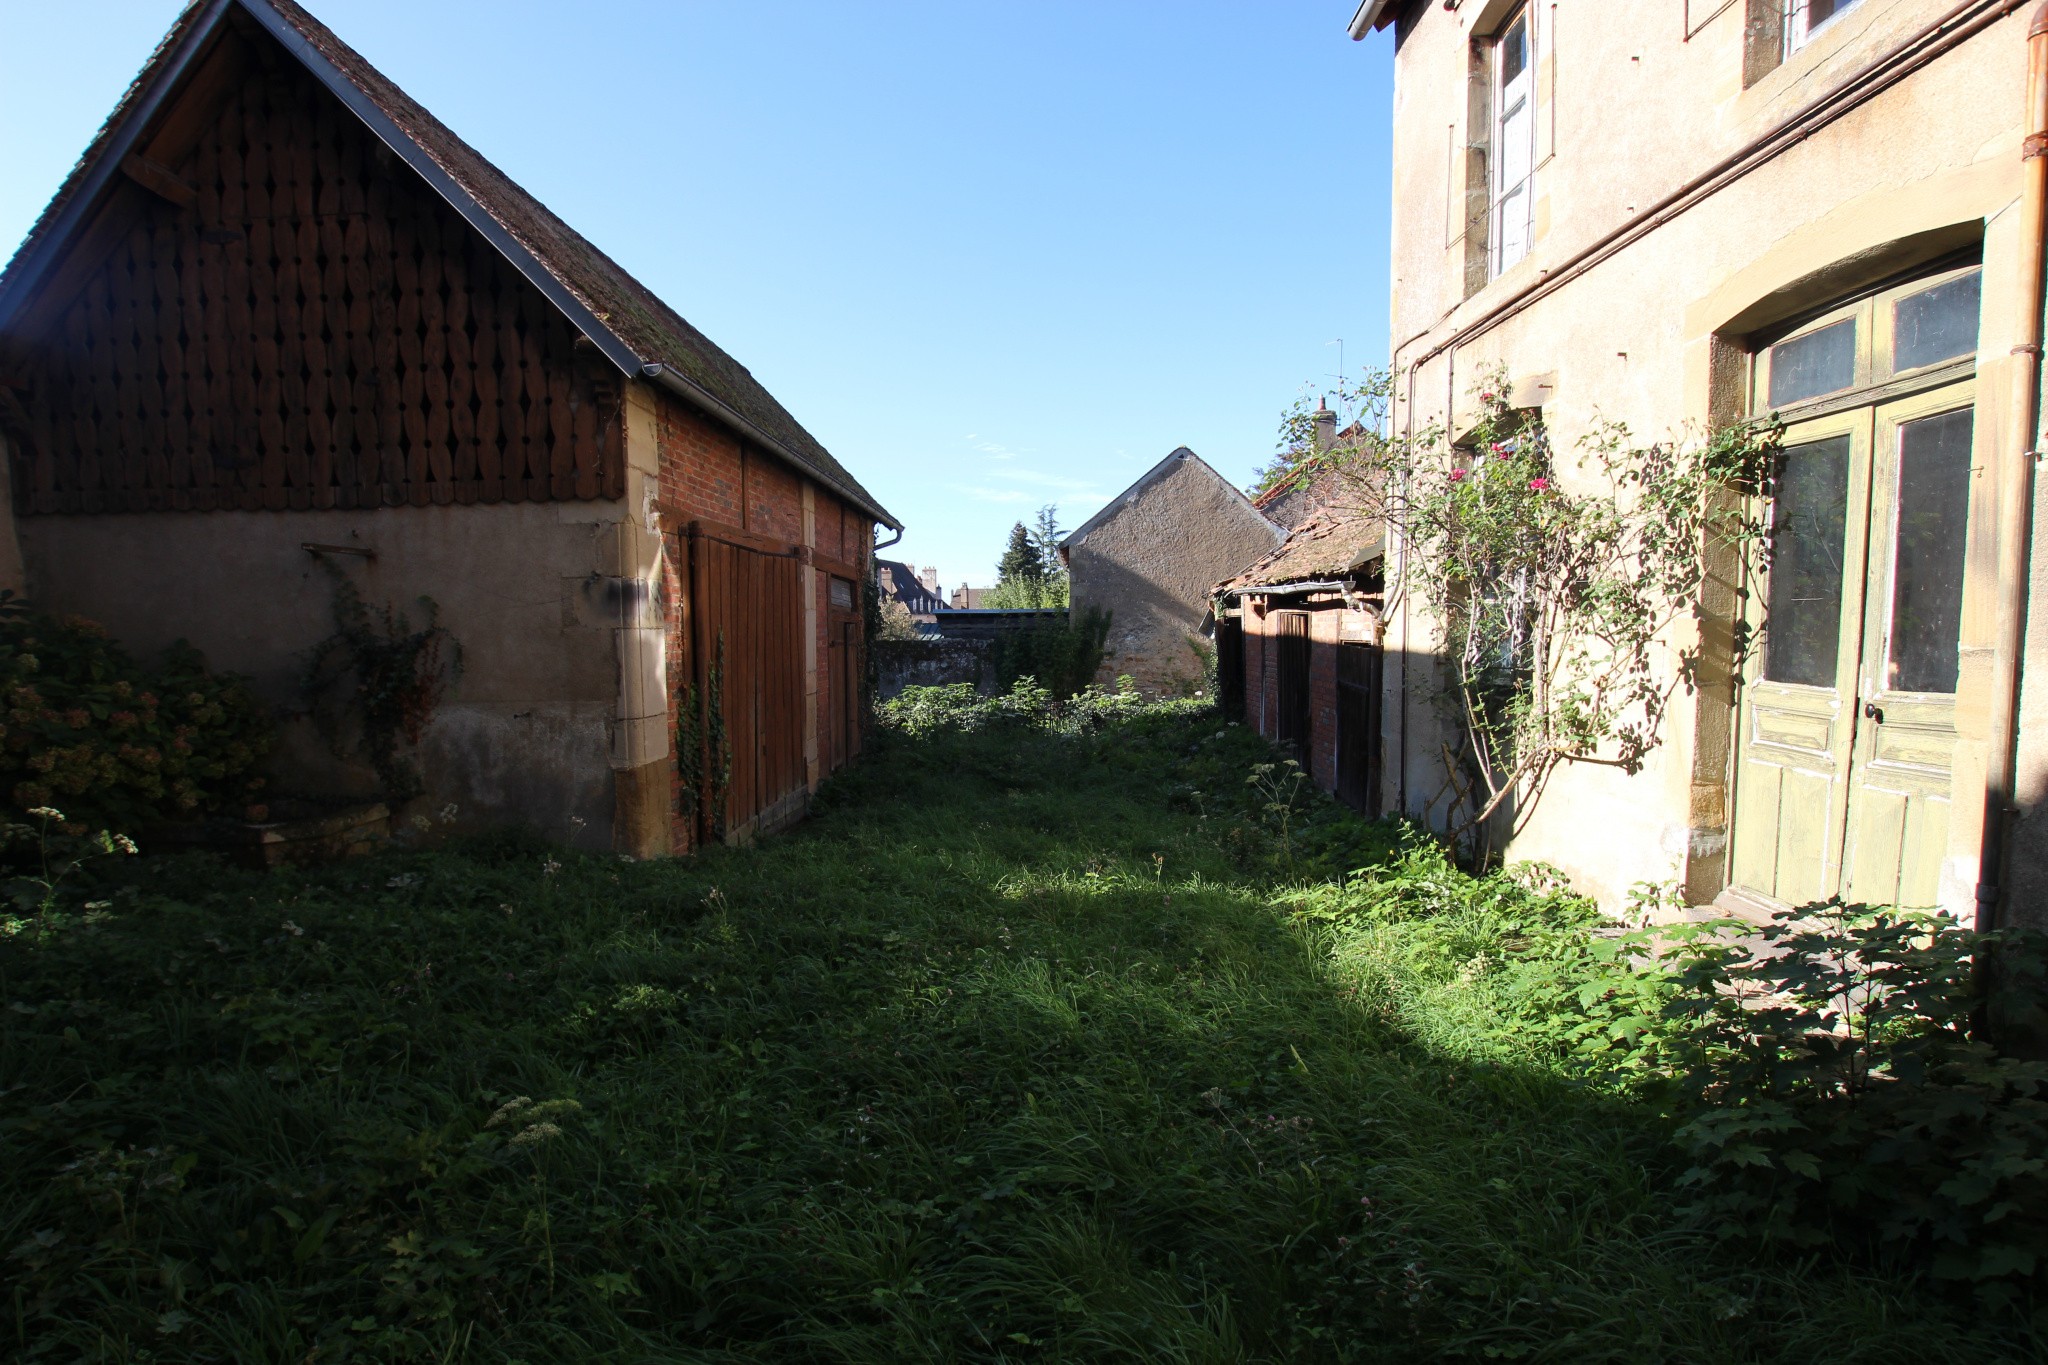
(0, 601, 272, 831)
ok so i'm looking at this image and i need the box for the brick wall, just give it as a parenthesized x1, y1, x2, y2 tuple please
(650, 387, 872, 854)
(1239, 594, 1342, 795)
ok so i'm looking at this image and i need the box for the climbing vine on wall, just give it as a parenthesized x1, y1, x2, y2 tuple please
(674, 682, 701, 824)
(705, 632, 730, 844)
(303, 571, 464, 802)
(1276, 367, 1779, 851)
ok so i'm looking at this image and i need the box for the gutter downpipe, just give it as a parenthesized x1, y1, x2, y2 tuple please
(1979, 0, 2048, 933)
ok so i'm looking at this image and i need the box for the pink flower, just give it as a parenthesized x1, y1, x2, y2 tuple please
(1488, 443, 1504, 454)
(1480, 391, 1495, 401)
(1448, 468, 1467, 482)
(1528, 477, 1550, 492)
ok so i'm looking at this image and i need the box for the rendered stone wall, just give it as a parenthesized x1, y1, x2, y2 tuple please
(1379, 1, 2031, 914)
(1067, 456, 1281, 697)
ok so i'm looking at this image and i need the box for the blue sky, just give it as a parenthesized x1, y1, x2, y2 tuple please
(0, 2, 1393, 590)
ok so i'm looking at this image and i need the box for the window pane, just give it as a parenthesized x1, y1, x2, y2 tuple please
(1887, 408, 1973, 694)
(1496, 185, 1530, 271)
(1893, 270, 1981, 372)
(1768, 318, 1856, 408)
(1764, 435, 1850, 688)
(1499, 14, 1527, 84)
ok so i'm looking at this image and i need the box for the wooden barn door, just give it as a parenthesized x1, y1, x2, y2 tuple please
(825, 574, 863, 774)
(686, 522, 808, 844)
(1336, 641, 1381, 813)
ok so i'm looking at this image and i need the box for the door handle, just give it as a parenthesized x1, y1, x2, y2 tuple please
(1863, 700, 1885, 724)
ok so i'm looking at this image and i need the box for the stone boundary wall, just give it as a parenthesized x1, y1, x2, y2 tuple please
(875, 638, 993, 701)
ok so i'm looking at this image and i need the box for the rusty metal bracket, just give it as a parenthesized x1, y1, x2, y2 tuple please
(2027, 131, 2048, 159)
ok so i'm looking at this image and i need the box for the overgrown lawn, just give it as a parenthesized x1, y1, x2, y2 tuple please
(0, 705, 2027, 1361)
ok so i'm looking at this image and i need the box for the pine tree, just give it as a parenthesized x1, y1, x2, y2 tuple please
(1032, 504, 1064, 579)
(995, 522, 1044, 587)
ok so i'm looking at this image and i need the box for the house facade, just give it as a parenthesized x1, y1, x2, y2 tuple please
(1351, 0, 2046, 928)
(1061, 446, 1284, 695)
(0, 0, 896, 856)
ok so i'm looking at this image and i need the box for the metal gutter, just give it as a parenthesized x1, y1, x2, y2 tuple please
(1390, 0, 2027, 380)
(1348, 1, 1392, 40)
(638, 364, 899, 530)
(1979, 0, 2048, 932)
(0, 0, 233, 332)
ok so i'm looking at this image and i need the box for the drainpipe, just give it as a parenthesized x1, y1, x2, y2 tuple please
(1979, 0, 2048, 933)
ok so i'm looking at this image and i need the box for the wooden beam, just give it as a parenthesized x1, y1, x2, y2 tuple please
(120, 154, 197, 209)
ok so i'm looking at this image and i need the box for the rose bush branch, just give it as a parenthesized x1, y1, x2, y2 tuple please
(1272, 367, 1779, 849)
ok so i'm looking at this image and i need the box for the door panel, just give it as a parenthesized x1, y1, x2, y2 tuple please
(1730, 411, 1872, 907)
(1841, 388, 1973, 908)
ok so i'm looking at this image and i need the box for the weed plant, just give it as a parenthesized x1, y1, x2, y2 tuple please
(0, 693, 2033, 1361)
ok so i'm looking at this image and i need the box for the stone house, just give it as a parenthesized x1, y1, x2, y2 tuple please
(1349, 0, 2046, 929)
(877, 558, 948, 622)
(1060, 446, 1283, 695)
(0, 0, 898, 855)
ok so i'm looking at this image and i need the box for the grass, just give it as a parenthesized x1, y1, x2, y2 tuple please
(0, 702, 2033, 1362)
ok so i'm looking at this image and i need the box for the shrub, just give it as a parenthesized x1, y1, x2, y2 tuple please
(1652, 904, 2048, 1304)
(988, 607, 1110, 699)
(0, 606, 272, 832)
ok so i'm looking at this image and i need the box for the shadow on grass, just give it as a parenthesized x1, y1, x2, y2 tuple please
(0, 711, 2027, 1362)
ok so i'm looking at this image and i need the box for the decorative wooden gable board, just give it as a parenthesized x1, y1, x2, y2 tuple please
(3, 32, 623, 515)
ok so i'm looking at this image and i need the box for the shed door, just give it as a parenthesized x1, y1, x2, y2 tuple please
(1216, 615, 1246, 723)
(1274, 611, 1312, 757)
(1336, 641, 1381, 813)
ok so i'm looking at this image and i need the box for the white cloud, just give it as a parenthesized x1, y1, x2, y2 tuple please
(949, 485, 1031, 504)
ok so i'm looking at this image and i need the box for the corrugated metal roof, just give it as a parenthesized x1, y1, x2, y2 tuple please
(0, 0, 900, 529)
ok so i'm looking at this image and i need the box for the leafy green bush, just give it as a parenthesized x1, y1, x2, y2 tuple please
(988, 607, 1110, 699)
(1308, 854, 2048, 1307)
(0, 606, 272, 831)
(1652, 904, 2048, 1303)
(879, 677, 1173, 740)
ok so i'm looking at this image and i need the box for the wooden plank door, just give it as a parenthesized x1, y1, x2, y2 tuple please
(1216, 616, 1246, 723)
(1728, 411, 1874, 909)
(1840, 385, 1974, 908)
(1336, 641, 1381, 813)
(1274, 611, 1312, 757)
(688, 527, 807, 844)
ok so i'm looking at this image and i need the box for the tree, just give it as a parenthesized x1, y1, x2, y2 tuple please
(988, 507, 1071, 610)
(1032, 505, 1065, 580)
(996, 522, 1044, 587)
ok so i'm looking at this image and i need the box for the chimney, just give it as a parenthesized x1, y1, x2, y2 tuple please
(1312, 398, 1338, 453)
(878, 567, 896, 596)
(920, 566, 939, 593)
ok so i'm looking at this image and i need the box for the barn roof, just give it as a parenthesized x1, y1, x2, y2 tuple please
(1059, 446, 1279, 554)
(0, 0, 899, 529)
(1218, 505, 1384, 593)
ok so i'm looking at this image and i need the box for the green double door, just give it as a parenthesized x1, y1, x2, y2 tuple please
(1729, 382, 1975, 911)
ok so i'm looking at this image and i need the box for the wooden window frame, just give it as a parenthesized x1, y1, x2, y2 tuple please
(1752, 258, 1982, 424)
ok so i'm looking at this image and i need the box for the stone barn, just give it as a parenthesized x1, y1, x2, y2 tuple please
(1059, 447, 1282, 696)
(0, 0, 898, 855)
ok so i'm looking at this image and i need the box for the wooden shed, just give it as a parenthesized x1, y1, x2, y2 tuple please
(0, 0, 898, 854)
